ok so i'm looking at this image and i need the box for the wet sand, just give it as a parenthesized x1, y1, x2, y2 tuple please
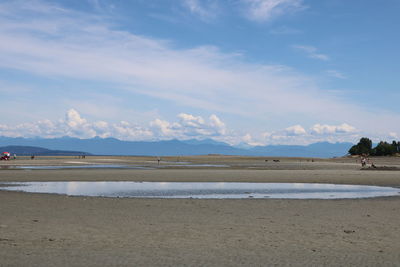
(1, 156, 400, 266)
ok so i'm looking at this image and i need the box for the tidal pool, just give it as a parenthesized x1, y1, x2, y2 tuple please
(159, 164, 229, 168)
(1, 182, 399, 199)
(15, 165, 151, 170)
(12, 163, 228, 170)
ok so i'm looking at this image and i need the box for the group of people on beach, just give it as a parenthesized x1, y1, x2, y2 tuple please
(360, 155, 376, 168)
(1, 152, 16, 160)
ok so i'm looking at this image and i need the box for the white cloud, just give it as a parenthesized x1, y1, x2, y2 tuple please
(178, 113, 205, 127)
(0, 109, 153, 140)
(284, 124, 306, 136)
(209, 114, 226, 135)
(311, 123, 356, 135)
(151, 113, 228, 139)
(0, 109, 229, 141)
(112, 121, 153, 140)
(0, 109, 318, 145)
(293, 45, 330, 61)
(244, 123, 360, 145)
(0, 109, 380, 146)
(388, 132, 398, 139)
(243, 0, 305, 22)
(150, 119, 179, 138)
(66, 109, 87, 128)
(242, 133, 252, 143)
(241, 133, 265, 146)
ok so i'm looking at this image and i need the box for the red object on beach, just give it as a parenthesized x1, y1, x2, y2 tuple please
(1, 152, 11, 160)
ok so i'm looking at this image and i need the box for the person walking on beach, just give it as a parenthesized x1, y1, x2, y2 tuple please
(361, 157, 367, 167)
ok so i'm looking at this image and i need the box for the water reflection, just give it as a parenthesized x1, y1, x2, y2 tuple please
(16, 165, 151, 170)
(1, 182, 399, 199)
(13, 164, 228, 170)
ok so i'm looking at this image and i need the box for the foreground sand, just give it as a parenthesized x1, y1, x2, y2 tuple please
(1, 156, 400, 266)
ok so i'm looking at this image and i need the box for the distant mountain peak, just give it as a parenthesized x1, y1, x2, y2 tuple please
(181, 138, 229, 146)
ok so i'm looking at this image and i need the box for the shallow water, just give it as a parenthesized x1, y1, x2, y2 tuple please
(15, 165, 151, 170)
(11, 163, 228, 170)
(159, 164, 229, 168)
(1, 182, 399, 199)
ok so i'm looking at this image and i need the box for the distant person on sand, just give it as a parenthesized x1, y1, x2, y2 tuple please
(361, 157, 366, 167)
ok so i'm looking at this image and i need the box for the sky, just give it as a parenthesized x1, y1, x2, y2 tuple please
(0, 0, 399, 146)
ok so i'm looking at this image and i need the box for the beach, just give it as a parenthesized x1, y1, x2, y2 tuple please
(1, 156, 400, 266)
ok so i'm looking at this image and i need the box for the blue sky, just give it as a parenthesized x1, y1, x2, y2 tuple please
(0, 0, 399, 145)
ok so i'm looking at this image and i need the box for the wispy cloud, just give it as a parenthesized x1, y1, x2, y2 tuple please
(0, 1, 399, 138)
(0, 1, 329, 116)
(181, 0, 218, 21)
(87, 0, 115, 13)
(293, 45, 330, 61)
(242, 0, 305, 22)
(326, 70, 347, 79)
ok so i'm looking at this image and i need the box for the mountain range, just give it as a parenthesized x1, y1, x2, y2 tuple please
(0, 145, 90, 156)
(0, 136, 353, 158)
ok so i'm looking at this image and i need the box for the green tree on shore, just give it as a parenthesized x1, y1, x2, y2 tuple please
(349, 138, 400, 156)
(348, 137, 372, 155)
(393, 141, 400, 153)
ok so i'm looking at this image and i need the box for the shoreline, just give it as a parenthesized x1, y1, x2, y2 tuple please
(1, 168, 400, 187)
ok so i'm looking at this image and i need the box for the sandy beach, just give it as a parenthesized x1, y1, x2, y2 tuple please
(1, 156, 400, 266)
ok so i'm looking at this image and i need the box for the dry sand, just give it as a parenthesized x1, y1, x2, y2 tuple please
(1, 156, 400, 266)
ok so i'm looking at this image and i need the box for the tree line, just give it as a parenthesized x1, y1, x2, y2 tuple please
(349, 137, 400, 156)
